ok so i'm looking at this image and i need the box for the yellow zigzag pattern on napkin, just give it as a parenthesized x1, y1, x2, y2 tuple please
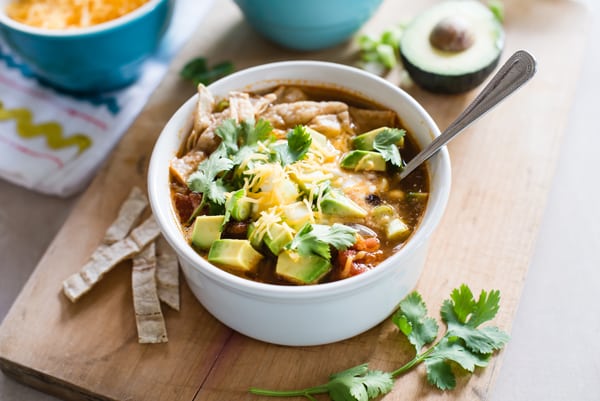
(0, 101, 92, 154)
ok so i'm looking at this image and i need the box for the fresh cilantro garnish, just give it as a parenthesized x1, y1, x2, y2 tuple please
(187, 154, 234, 206)
(390, 284, 509, 389)
(272, 125, 312, 165)
(242, 118, 273, 146)
(250, 363, 393, 401)
(372, 128, 405, 167)
(287, 223, 357, 261)
(214, 119, 240, 156)
(250, 284, 509, 400)
(180, 57, 234, 86)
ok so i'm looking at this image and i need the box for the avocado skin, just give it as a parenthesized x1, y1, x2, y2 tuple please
(401, 48, 501, 94)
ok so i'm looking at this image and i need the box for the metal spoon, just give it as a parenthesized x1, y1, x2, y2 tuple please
(399, 50, 537, 180)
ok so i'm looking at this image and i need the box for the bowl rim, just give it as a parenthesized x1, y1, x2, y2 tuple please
(0, 0, 166, 37)
(148, 60, 451, 300)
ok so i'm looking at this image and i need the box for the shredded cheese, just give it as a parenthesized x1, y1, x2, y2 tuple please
(6, 0, 149, 29)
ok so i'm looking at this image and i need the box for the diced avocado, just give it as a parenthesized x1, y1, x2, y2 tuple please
(340, 150, 387, 172)
(226, 189, 252, 221)
(275, 250, 332, 284)
(320, 190, 367, 218)
(386, 218, 411, 241)
(264, 223, 294, 255)
(352, 127, 405, 150)
(191, 215, 225, 250)
(207, 239, 263, 273)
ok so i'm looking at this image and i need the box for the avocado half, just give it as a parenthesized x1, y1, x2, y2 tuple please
(400, 0, 504, 94)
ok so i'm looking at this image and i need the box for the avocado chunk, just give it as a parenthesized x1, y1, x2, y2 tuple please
(386, 218, 411, 241)
(352, 127, 405, 150)
(191, 215, 225, 250)
(400, 0, 504, 94)
(320, 190, 367, 218)
(207, 239, 263, 273)
(340, 150, 387, 172)
(275, 250, 332, 284)
(264, 223, 294, 255)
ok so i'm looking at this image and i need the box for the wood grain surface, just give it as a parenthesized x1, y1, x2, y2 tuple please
(0, 1, 589, 400)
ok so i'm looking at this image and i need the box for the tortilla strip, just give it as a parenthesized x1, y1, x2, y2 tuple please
(88, 186, 148, 263)
(155, 236, 180, 311)
(104, 186, 148, 244)
(132, 243, 168, 344)
(63, 216, 161, 302)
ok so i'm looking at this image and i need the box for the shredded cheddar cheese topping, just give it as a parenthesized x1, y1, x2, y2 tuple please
(6, 0, 149, 29)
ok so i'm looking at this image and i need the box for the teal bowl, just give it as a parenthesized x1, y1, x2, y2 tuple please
(233, 0, 383, 51)
(0, 0, 172, 93)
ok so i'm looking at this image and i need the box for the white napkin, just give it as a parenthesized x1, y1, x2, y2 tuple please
(0, 0, 214, 197)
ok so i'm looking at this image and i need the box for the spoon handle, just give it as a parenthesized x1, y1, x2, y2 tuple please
(400, 50, 537, 180)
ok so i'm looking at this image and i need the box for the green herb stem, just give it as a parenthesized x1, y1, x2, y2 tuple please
(390, 344, 436, 378)
(249, 384, 329, 399)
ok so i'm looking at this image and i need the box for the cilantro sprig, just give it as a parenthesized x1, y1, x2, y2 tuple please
(250, 284, 509, 400)
(180, 57, 234, 86)
(271, 125, 312, 166)
(372, 128, 405, 167)
(287, 223, 357, 261)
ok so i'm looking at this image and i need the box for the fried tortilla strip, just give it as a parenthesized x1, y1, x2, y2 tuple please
(155, 236, 180, 311)
(104, 186, 148, 244)
(63, 216, 161, 302)
(132, 243, 168, 344)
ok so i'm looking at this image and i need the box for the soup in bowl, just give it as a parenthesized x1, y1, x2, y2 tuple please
(148, 61, 451, 346)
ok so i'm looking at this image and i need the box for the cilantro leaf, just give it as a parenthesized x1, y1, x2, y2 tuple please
(427, 337, 490, 373)
(241, 118, 273, 146)
(424, 359, 455, 390)
(373, 128, 405, 167)
(288, 224, 330, 260)
(215, 119, 240, 156)
(288, 223, 357, 261)
(187, 154, 234, 205)
(439, 285, 509, 353)
(328, 364, 393, 401)
(393, 291, 439, 353)
(180, 57, 234, 85)
(272, 125, 312, 165)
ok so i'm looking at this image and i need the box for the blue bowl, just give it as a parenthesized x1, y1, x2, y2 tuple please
(233, 0, 383, 51)
(0, 0, 173, 93)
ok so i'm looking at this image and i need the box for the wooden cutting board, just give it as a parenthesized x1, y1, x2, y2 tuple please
(0, 1, 590, 400)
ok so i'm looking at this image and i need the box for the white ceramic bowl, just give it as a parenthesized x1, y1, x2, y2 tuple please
(148, 61, 451, 346)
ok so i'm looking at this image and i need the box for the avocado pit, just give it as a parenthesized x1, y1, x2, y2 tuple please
(429, 16, 475, 53)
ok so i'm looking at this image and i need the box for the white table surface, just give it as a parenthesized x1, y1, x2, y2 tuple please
(1, 1, 599, 400)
